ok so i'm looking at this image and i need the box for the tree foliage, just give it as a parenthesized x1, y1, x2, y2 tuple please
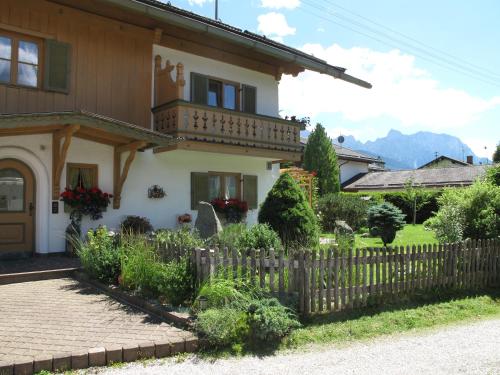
(367, 202, 406, 246)
(303, 123, 340, 195)
(258, 173, 319, 249)
(486, 163, 500, 186)
(493, 143, 500, 163)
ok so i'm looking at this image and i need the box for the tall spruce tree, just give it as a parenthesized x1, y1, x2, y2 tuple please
(493, 143, 500, 163)
(303, 123, 340, 195)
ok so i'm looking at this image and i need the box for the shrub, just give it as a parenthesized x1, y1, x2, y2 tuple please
(196, 307, 249, 347)
(247, 298, 301, 342)
(154, 227, 205, 262)
(259, 173, 319, 249)
(121, 215, 153, 234)
(78, 226, 121, 284)
(236, 224, 282, 252)
(318, 193, 370, 232)
(429, 181, 500, 241)
(209, 223, 247, 250)
(120, 235, 195, 305)
(367, 202, 406, 246)
(486, 164, 500, 186)
(424, 205, 463, 243)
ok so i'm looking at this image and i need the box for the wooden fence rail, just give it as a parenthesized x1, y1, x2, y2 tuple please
(193, 238, 500, 315)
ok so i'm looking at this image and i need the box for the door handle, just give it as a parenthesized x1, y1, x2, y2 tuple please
(29, 202, 34, 216)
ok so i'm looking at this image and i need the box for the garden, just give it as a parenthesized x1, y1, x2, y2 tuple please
(68, 125, 500, 355)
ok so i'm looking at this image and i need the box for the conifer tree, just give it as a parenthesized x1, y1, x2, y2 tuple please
(303, 123, 340, 195)
(493, 142, 500, 163)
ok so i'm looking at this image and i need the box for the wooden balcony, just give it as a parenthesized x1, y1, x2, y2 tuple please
(152, 100, 303, 161)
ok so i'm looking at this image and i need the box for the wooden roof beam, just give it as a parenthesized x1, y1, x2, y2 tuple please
(52, 125, 80, 200)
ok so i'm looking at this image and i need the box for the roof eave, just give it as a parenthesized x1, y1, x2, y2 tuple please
(101, 0, 371, 89)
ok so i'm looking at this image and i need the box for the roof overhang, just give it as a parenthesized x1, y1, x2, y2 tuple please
(78, 0, 372, 89)
(0, 111, 178, 148)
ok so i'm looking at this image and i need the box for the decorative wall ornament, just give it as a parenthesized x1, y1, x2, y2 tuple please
(148, 185, 166, 199)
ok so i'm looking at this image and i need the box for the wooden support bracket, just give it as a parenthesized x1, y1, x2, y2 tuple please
(52, 124, 80, 200)
(113, 141, 147, 209)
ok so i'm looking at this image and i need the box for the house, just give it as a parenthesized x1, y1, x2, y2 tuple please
(343, 164, 489, 192)
(418, 155, 471, 169)
(0, 0, 370, 257)
(333, 144, 385, 184)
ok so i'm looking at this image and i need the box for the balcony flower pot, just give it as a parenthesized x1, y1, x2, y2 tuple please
(211, 198, 248, 225)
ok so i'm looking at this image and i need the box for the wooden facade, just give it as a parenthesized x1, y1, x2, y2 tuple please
(0, 0, 153, 128)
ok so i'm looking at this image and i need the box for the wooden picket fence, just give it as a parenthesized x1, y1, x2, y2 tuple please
(193, 238, 500, 315)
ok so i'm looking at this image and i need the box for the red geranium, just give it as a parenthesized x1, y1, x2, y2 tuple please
(60, 186, 113, 221)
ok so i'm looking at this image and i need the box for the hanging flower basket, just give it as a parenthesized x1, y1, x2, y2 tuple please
(211, 198, 248, 224)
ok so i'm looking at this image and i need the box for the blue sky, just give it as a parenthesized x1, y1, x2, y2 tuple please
(166, 0, 500, 158)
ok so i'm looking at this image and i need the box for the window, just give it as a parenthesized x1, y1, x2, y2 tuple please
(66, 163, 98, 190)
(0, 168, 24, 212)
(0, 32, 40, 88)
(191, 172, 258, 210)
(191, 73, 241, 111)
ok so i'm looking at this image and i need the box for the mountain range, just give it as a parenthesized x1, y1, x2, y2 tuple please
(303, 129, 490, 170)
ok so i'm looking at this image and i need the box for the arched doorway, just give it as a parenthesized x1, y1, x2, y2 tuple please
(0, 159, 35, 257)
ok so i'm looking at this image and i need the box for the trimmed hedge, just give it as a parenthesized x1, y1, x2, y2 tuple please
(342, 190, 443, 224)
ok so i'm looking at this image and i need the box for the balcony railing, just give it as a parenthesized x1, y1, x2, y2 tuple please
(152, 100, 302, 156)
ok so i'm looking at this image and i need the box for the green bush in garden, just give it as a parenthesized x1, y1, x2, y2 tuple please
(120, 215, 153, 234)
(485, 164, 500, 186)
(236, 224, 282, 252)
(154, 256, 195, 306)
(209, 223, 247, 250)
(247, 298, 301, 341)
(428, 180, 500, 241)
(154, 226, 205, 262)
(317, 193, 371, 232)
(194, 278, 301, 347)
(259, 173, 319, 249)
(367, 202, 406, 246)
(78, 226, 121, 284)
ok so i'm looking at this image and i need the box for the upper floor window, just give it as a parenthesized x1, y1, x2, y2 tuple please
(191, 72, 256, 114)
(0, 33, 40, 88)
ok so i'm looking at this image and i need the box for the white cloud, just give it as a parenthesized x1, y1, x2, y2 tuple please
(260, 0, 300, 10)
(257, 12, 296, 41)
(280, 43, 500, 132)
(187, 0, 213, 6)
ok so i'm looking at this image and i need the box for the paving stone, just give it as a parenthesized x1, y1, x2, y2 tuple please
(33, 356, 52, 373)
(0, 278, 195, 368)
(138, 342, 155, 359)
(185, 337, 199, 353)
(13, 360, 33, 375)
(88, 348, 106, 367)
(71, 351, 89, 369)
(52, 353, 71, 373)
(122, 344, 139, 363)
(154, 340, 171, 358)
(170, 339, 185, 354)
(106, 346, 123, 365)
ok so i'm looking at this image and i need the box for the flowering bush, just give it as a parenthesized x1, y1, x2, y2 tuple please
(60, 187, 112, 220)
(211, 198, 248, 223)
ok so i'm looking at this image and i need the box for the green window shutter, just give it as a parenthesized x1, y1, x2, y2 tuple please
(44, 39, 71, 93)
(242, 85, 256, 114)
(243, 175, 258, 209)
(191, 73, 208, 105)
(191, 172, 209, 210)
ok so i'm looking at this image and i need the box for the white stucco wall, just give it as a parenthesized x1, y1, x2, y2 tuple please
(153, 45, 280, 118)
(340, 160, 369, 184)
(0, 135, 279, 253)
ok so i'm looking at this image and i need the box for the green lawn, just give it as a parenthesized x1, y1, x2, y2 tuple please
(322, 224, 438, 249)
(282, 289, 500, 349)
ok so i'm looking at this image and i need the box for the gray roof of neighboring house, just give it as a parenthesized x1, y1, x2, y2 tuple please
(332, 143, 383, 164)
(98, 0, 371, 88)
(343, 164, 489, 191)
(417, 155, 469, 169)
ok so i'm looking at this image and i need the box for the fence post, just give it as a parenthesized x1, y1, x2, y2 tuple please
(278, 249, 285, 296)
(298, 250, 305, 313)
(326, 248, 332, 311)
(304, 251, 311, 315)
(319, 249, 325, 312)
(310, 250, 316, 313)
(269, 248, 275, 294)
(334, 250, 340, 311)
(250, 248, 256, 285)
(259, 248, 266, 289)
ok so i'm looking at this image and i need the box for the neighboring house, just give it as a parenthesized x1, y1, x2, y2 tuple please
(333, 144, 385, 184)
(0, 0, 370, 257)
(343, 165, 489, 192)
(418, 155, 471, 169)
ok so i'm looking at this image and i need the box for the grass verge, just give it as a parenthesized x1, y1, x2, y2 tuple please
(282, 288, 500, 349)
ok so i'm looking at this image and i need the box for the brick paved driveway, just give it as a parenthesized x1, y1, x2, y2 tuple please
(0, 278, 194, 363)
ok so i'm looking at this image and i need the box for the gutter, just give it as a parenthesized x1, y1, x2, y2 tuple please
(99, 0, 372, 89)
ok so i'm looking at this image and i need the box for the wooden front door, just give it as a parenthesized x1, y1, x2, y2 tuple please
(0, 159, 35, 256)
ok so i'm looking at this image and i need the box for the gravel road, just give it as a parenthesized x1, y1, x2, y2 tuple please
(96, 318, 500, 375)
